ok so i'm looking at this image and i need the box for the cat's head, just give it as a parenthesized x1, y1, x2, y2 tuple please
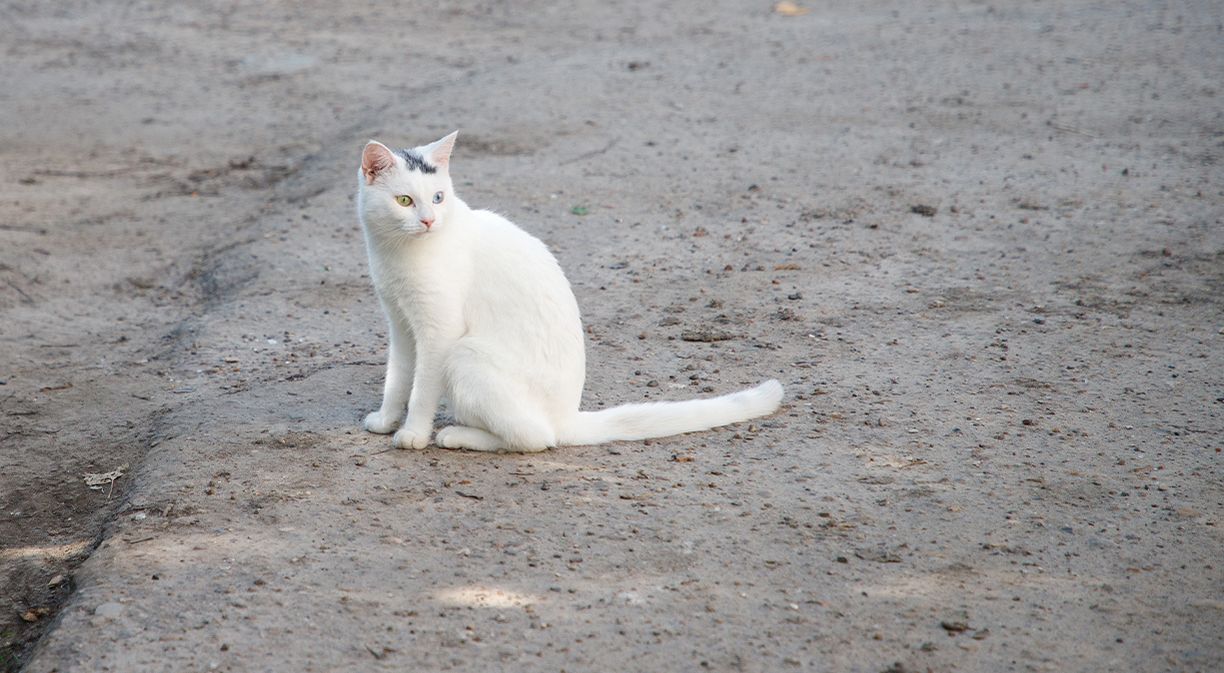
(358, 132, 458, 238)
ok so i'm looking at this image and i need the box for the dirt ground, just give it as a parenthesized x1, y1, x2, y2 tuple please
(1, 1, 1221, 671)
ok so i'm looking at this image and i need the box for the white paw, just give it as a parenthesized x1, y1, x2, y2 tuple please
(435, 426, 464, 449)
(363, 411, 400, 434)
(392, 428, 430, 450)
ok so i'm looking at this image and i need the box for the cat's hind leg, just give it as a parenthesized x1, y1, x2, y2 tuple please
(435, 425, 507, 452)
(436, 424, 554, 453)
(445, 339, 557, 453)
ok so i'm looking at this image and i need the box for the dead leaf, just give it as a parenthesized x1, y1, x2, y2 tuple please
(774, 263, 801, 270)
(84, 465, 127, 489)
(83, 464, 128, 498)
(774, 1, 810, 16)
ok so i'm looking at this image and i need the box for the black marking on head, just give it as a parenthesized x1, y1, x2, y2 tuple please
(397, 149, 437, 174)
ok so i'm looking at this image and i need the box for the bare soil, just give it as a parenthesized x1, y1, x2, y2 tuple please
(2, 1, 1221, 672)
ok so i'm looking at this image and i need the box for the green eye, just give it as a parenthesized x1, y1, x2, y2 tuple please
(395, 195, 413, 207)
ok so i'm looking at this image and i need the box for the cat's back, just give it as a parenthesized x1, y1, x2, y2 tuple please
(463, 208, 582, 338)
(466, 209, 571, 283)
(454, 206, 586, 406)
(469, 209, 556, 260)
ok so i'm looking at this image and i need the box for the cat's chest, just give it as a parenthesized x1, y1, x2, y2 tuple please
(369, 251, 463, 315)
(372, 261, 436, 299)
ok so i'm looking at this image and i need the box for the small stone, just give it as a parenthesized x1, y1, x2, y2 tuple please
(855, 546, 903, 563)
(94, 602, 124, 619)
(680, 328, 736, 342)
(940, 610, 971, 634)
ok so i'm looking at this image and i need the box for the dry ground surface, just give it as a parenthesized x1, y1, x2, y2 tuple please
(1, 1, 1221, 671)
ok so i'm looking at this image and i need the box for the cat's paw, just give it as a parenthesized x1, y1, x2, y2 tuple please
(363, 411, 400, 434)
(391, 428, 430, 450)
(434, 426, 461, 449)
(436, 425, 506, 452)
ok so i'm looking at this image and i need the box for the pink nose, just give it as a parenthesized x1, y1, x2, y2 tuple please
(420, 218, 434, 229)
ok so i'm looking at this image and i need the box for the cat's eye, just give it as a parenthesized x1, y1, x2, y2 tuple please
(433, 191, 444, 204)
(395, 195, 413, 207)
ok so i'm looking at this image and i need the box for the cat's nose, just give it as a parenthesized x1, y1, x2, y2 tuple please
(419, 217, 434, 229)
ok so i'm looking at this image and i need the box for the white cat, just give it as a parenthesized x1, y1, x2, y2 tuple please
(358, 132, 783, 452)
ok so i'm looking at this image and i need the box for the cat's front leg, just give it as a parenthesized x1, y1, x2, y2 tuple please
(392, 335, 454, 450)
(364, 318, 415, 434)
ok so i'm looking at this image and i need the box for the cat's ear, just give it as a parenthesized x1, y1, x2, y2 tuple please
(361, 141, 396, 185)
(421, 131, 458, 170)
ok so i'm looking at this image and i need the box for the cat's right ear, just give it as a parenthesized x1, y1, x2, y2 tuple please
(362, 141, 396, 185)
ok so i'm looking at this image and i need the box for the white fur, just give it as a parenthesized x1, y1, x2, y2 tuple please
(358, 133, 783, 452)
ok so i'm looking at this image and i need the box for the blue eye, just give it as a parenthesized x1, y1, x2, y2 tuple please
(433, 191, 444, 204)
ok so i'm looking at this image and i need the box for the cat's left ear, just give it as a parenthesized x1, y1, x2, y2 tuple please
(421, 131, 458, 170)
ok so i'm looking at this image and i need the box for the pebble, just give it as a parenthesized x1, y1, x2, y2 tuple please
(94, 602, 124, 619)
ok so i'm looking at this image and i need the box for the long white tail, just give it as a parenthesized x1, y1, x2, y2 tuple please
(558, 379, 783, 446)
